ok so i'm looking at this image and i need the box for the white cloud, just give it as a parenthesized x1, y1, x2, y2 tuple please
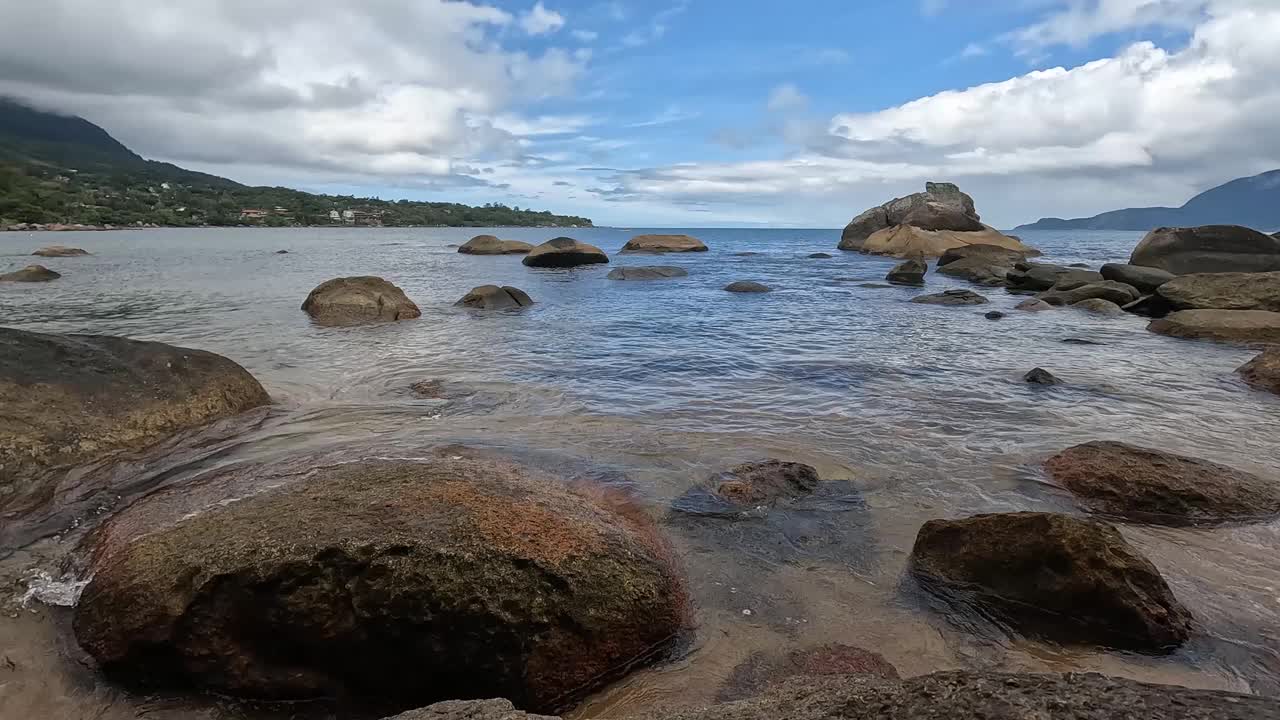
(572, 29, 600, 42)
(767, 84, 809, 113)
(519, 2, 566, 36)
(1007, 0, 1210, 54)
(620, 1, 688, 47)
(625, 106, 700, 128)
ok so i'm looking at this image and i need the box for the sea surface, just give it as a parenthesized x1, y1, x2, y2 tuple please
(1, 226, 1279, 719)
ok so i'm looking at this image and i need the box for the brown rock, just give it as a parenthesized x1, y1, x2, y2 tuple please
(0, 264, 61, 282)
(31, 245, 90, 257)
(1148, 309, 1280, 344)
(911, 289, 988, 306)
(909, 512, 1192, 651)
(937, 244, 1027, 267)
(1131, 225, 1280, 274)
(458, 235, 534, 255)
(1100, 263, 1175, 294)
(620, 234, 708, 253)
(709, 459, 820, 507)
(1070, 298, 1126, 316)
(302, 276, 421, 325)
(522, 237, 609, 268)
(607, 266, 689, 281)
(885, 258, 926, 286)
(1015, 298, 1054, 312)
(718, 644, 899, 702)
(1157, 271, 1280, 311)
(859, 226, 1034, 259)
(839, 183, 1039, 258)
(1238, 348, 1280, 394)
(1038, 281, 1141, 307)
(455, 285, 534, 310)
(725, 281, 771, 293)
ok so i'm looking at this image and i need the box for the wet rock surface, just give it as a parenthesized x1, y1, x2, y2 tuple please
(1006, 263, 1102, 292)
(32, 245, 90, 257)
(1024, 367, 1062, 385)
(608, 266, 689, 281)
(621, 235, 708, 253)
(522, 238, 610, 268)
(458, 235, 534, 255)
(0, 264, 61, 282)
(724, 281, 771, 293)
(1158, 271, 1280, 312)
(1131, 225, 1280, 274)
(1071, 298, 1126, 316)
(1238, 348, 1280, 394)
(455, 285, 535, 310)
(911, 289, 988, 306)
(301, 276, 421, 325)
(1148, 309, 1280, 344)
(1038, 280, 1141, 307)
(885, 258, 926, 286)
(1100, 263, 1175, 294)
(718, 644, 899, 702)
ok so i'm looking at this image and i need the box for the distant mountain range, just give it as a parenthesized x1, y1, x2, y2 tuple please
(0, 97, 592, 229)
(1014, 169, 1280, 232)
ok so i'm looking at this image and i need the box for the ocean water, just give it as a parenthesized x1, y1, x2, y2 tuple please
(1, 226, 1279, 719)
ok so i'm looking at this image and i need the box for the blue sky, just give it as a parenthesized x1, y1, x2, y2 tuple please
(3, 1, 1277, 227)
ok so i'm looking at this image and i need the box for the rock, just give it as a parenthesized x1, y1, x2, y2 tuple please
(1100, 263, 1175, 294)
(838, 206, 889, 252)
(607, 266, 689, 281)
(458, 235, 534, 255)
(1063, 338, 1105, 345)
(937, 244, 1027, 267)
(620, 234, 707, 253)
(911, 289, 988, 306)
(808, 252, 833, 259)
(1238, 349, 1280, 394)
(1157, 271, 1280, 311)
(274, 249, 290, 254)
(522, 237, 609, 268)
(732, 251, 762, 257)
(1122, 294, 1175, 318)
(909, 512, 1192, 651)
(839, 182, 1038, 257)
(301, 276, 421, 325)
(984, 311, 1005, 320)
(725, 281, 771, 293)
(31, 245, 90, 257)
(0, 328, 269, 513)
(410, 380, 446, 398)
(1024, 367, 1061, 385)
(1131, 225, 1280, 274)
(74, 456, 689, 713)
(454, 285, 534, 310)
(1007, 263, 1103, 291)
(1071, 298, 1126, 316)
(1014, 298, 1054, 312)
(383, 671, 1280, 720)
(858, 225, 1034, 259)
(935, 253, 1016, 286)
(858, 283, 895, 289)
(885, 258, 926, 286)
(708, 459, 820, 507)
(1038, 281, 1141, 307)
(0, 264, 61, 282)
(1148, 309, 1280, 344)
(1046, 441, 1280, 525)
(718, 644, 898, 702)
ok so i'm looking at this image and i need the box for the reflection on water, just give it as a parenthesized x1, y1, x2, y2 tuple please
(2, 226, 1279, 718)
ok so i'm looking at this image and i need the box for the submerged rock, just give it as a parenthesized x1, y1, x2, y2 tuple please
(1038, 281, 1141, 307)
(984, 311, 1005, 320)
(709, 459, 820, 507)
(0, 264, 60, 282)
(458, 235, 534, 255)
(74, 456, 690, 714)
(1024, 367, 1061, 385)
(620, 234, 708, 253)
(1100, 263, 1175, 294)
(608, 266, 689, 281)
(885, 258, 926, 286)
(0, 327, 269, 514)
(1238, 348, 1280, 394)
(808, 252, 833, 259)
(1157, 271, 1280, 312)
(1070, 298, 1126, 316)
(1148, 309, 1280, 344)
(302, 276, 421, 325)
(1014, 298, 1054, 312)
(719, 644, 898, 702)
(1046, 441, 1280, 525)
(523, 237, 609, 268)
(32, 245, 90, 257)
(454, 285, 534, 310)
(1007, 263, 1103, 292)
(725, 281, 771, 293)
(1131, 225, 1280, 274)
(909, 512, 1192, 651)
(911, 289, 988, 306)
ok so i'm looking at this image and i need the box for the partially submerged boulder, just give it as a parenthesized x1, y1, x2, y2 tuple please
(1100, 263, 1175, 294)
(522, 237, 609, 268)
(454, 285, 534, 310)
(74, 456, 690, 714)
(1038, 281, 1141, 307)
(607, 266, 689, 281)
(1238, 349, 1280, 394)
(302, 276, 421, 325)
(1131, 225, 1280, 274)
(725, 281, 771, 293)
(1046, 441, 1280, 525)
(1071, 298, 1126, 316)
(937, 244, 1027, 268)
(911, 289, 988, 306)
(1007, 263, 1102, 292)
(620, 234, 707, 253)
(458, 235, 534, 255)
(1015, 298, 1054, 312)
(858, 225, 1033, 259)
(1157, 271, 1280, 311)
(32, 245, 90, 257)
(719, 644, 898, 702)
(909, 512, 1192, 651)
(1148, 310, 1280, 344)
(885, 258, 926, 286)
(0, 264, 60, 282)
(935, 249, 1019, 286)
(1024, 368, 1062, 385)
(706, 459, 820, 508)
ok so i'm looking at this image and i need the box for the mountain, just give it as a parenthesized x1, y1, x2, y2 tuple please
(0, 98, 592, 229)
(1014, 170, 1280, 232)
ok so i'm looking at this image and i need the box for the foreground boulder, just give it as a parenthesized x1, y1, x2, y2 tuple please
(910, 289, 988, 306)
(725, 281, 771, 293)
(75, 456, 689, 713)
(1148, 309, 1280, 344)
(885, 258, 926, 286)
(620, 234, 707, 253)
(1131, 225, 1280, 274)
(1046, 441, 1280, 525)
(522, 237, 609, 268)
(454, 285, 534, 310)
(608, 266, 689, 281)
(1100, 263, 1175, 294)
(384, 671, 1280, 720)
(0, 328, 270, 513)
(1038, 281, 1141, 307)
(0, 264, 60, 282)
(1157, 271, 1280, 311)
(32, 245, 90, 257)
(839, 182, 1037, 258)
(1238, 349, 1280, 394)
(909, 512, 1192, 651)
(302, 276, 421, 325)
(458, 235, 534, 255)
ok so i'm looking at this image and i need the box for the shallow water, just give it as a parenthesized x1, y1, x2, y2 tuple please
(1, 226, 1279, 718)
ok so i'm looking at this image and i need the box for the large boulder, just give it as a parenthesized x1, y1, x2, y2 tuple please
(522, 237, 609, 268)
(910, 289, 988, 306)
(32, 245, 90, 257)
(858, 225, 1034, 259)
(1148, 309, 1280, 344)
(1100, 263, 1175, 294)
(937, 244, 1027, 267)
(74, 455, 689, 714)
(1131, 225, 1280, 274)
(607, 266, 689, 281)
(0, 328, 270, 514)
(0, 264, 60, 282)
(458, 235, 534, 255)
(909, 512, 1192, 651)
(838, 206, 889, 251)
(454, 285, 534, 310)
(1157, 271, 1280, 311)
(1046, 441, 1280, 525)
(1007, 263, 1103, 292)
(301, 276, 421, 325)
(1038, 281, 1141, 307)
(885, 258, 926, 286)
(935, 256, 1012, 286)
(620, 234, 707, 253)
(1238, 349, 1280, 394)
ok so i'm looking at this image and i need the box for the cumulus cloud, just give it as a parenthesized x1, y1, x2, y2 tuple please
(1008, 0, 1211, 54)
(519, 2, 566, 35)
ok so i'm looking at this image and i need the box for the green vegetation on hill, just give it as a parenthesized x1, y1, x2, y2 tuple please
(0, 98, 593, 229)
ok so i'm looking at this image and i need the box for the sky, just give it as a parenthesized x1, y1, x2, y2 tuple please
(1, 0, 1279, 228)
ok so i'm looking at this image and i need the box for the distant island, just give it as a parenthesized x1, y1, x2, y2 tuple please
(0, 98, 592, 231)
(1015, 169, 1280, 232)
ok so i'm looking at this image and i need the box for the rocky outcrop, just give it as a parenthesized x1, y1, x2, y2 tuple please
(301, 276, 421, 325)
(1238, 349, 1280, 394)
(522, 237, 609, 268)
(458, 235, 534, 255)
(620, 234, 708, 253)
(1046, 441, 1280, 525)
(909, 512, 1192, 651)
(608, 266, 689, 281)
(725, 281, 771, 293)
(0, 328, 269, 513)
(1071, 298, 1126, 316)
(718, 645, 898, 702)
(885, 258, 926, 286)
(385, 672, 1280, 720)
(455, 285, 534, 310)
(1131, 225, 1280, 274)
(1100, 263, 1175, 294)
(910, 289, 988, 306)
(31, 245, 90, 257)
(0, 264, 60, 282)
(1157, 271, 1280, 311)
(74, 455, 690, 714)
(1037, 281, 1141, 307)
(858, 226, 1033, 259)
(1006, 263, 1103, 292)
(1148, 310, 1280, 344)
